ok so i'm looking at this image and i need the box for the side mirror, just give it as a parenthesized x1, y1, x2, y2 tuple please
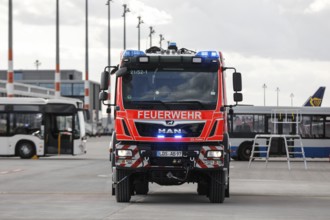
(106, 107, 111, 114)
(234, 93, 243, 102)
(99, 91, 108, 101)
(116, 67, 128, 77)
(233, 72, 242, 92)
(100, 71, 110, 90)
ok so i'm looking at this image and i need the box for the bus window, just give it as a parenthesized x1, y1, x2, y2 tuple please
(326, 117, 330, 138)
(299, 116, 311, 138)
(74, 114, 81, 139)
(268, 118, 275, 134)
(0, 113, 7, 135)
(56, 115, 73, 132)
(233, 114, 253, 133)
(311, 116, 324, 138)
(9, 113, 42, 135)
(253, 115, 265, 133)
(283, 117, 294, 134)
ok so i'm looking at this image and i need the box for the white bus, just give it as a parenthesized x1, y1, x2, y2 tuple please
(0, 98, 86, 159)
(229, 106, 330, 160)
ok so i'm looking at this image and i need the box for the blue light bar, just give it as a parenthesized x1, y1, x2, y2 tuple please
(123, 50, 146, 58)
(174, 135, 182, 139)
(196, 51, 219, 58)
(157, 135, 165, 138)
(169, 42, 177, 47)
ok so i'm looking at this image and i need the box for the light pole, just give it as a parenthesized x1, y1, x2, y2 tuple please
(106, 0, 113, 126)
(35, 60, 42, 70)
(149, 26, 155, 47)
(55, 0, 60, 98)
(122, 4, 130, 50)
(290, 93, 294, 106)
(159, 34, 164, 48)
(84, 0, 90, 112)
(276, 87, 280, 106)
(106, 0, 113, 67)
(262, 83, 267, 106)
(7, 0, 14, 97)
(137, 16, 143, 50)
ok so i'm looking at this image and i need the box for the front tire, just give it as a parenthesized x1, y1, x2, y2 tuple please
(17, 142, 35, 159)
(208, 171, 225, 203)
(115, 169, 131, 202)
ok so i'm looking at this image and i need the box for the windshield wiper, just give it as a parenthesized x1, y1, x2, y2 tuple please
(131, 100, 169, 110)
(167, 101, 207, 109)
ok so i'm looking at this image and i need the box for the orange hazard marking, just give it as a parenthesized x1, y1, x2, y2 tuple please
(85, 88, 89, 96)
(56, 64, 60, 72)
(8, 72, 13, 83)
(55, 82, 60, 91)
(8, 49, 13, 60)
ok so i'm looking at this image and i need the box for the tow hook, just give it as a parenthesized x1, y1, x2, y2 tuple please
(166, 168, 190, 182)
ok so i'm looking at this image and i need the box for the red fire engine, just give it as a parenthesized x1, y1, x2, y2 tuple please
(99, 43, 243, 203)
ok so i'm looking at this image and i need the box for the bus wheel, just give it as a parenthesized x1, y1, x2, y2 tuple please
(17, 142, 35, 159)
(115, 169, 131, 202)
(238, 142, 253, 161)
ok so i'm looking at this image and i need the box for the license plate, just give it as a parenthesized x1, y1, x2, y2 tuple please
(156, 151, 183, 157)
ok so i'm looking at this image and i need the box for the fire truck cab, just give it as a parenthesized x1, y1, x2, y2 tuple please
(99, 43, 243, 203)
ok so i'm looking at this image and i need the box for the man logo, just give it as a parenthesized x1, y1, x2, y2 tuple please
(158, 128, 182, 134)
(166, 120, 175, 126)
(310, 98, 322, 107)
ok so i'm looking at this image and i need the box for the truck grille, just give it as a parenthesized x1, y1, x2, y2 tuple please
(135, 122, 205, 137)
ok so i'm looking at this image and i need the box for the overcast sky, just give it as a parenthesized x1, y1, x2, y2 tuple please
(0, 0, 329, 107)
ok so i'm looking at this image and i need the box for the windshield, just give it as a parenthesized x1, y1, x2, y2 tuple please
(122, 70, 218, 110)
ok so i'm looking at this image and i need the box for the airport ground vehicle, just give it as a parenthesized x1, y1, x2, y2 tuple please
(0, 97, 86, 159)
(99, 43, 243, 203)
(229, 106, 330, 160)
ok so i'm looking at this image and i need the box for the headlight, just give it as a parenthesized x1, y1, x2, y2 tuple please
(207, 150, 222, 158)
(117, 149, 132, 157)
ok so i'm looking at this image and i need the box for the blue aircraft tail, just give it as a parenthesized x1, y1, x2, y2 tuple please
(303, 87, 326, 107)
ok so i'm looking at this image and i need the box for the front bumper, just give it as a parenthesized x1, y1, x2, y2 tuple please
(114, 143, 225, 170)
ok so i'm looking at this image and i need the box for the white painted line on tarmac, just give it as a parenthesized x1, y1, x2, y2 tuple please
(0, 169, 24, 175)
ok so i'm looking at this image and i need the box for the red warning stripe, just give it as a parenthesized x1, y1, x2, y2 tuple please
(132, 147, 139, 157)
(210, 146, 218, 151)
(131, 158, 142, 168)
(196, 159, 208, 169)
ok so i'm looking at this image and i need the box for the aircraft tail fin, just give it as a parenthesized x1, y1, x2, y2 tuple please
(303, 87, 326, 107)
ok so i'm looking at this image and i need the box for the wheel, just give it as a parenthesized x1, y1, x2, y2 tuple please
(238, 142, 253, 161)
(208, 171, 225, 203)
(197, 182, 207, 195)
(225, 178, 230, 198)
(17, 142, 35, 159)
(223, 133, 230, 198)
(110, 133, 117, 168)
(135, 181, 149, 195)
(115, 169, 131, 202)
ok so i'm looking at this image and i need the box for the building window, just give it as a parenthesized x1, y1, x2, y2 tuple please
(61, 83, 73, 96)
(73, 83, 84, 96)
(14, 72, 23, 80)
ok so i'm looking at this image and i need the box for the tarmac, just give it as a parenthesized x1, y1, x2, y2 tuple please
(0, 136, 329, 220)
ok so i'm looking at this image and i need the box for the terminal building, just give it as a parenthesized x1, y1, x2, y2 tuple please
(0, 69, 101, 123)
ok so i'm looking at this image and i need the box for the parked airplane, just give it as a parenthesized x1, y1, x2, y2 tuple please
(303, 87, 326, 107)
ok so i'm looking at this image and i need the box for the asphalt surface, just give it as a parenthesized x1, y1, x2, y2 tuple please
(1, 136, 329, 220)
